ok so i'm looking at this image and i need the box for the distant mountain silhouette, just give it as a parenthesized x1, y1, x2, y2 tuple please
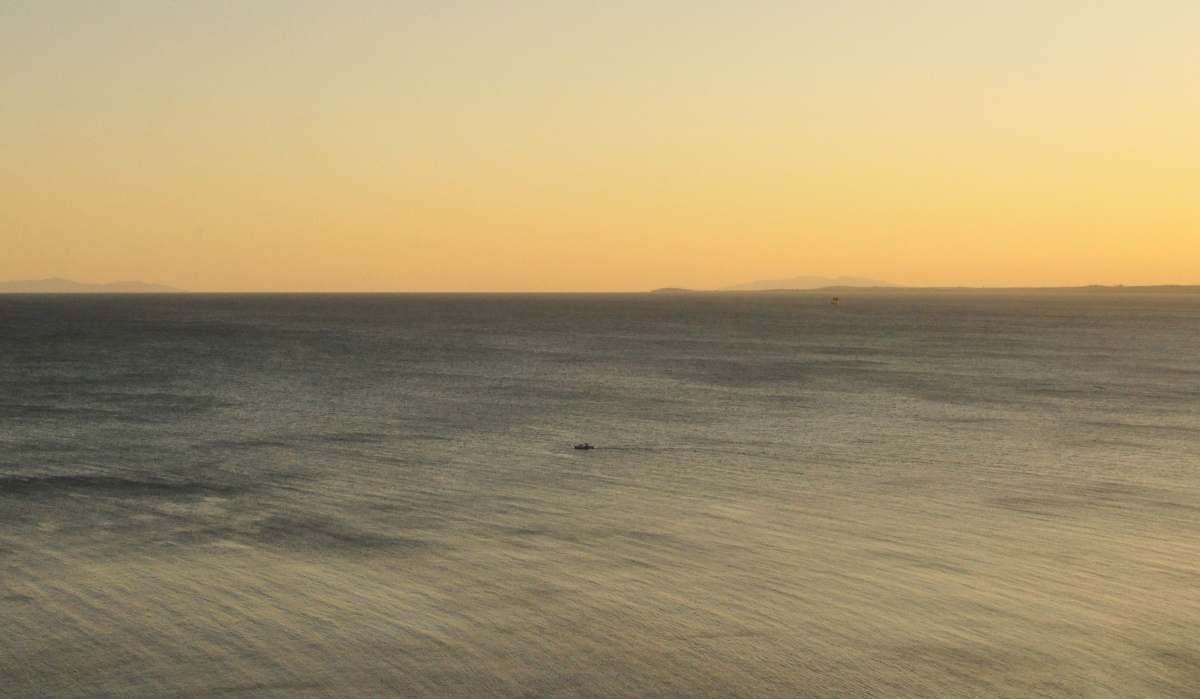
(0, 278, 185, 293)
(723, 275, 900, 291)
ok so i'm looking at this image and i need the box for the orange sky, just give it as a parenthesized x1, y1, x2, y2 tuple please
(2, 1, 1198, 291)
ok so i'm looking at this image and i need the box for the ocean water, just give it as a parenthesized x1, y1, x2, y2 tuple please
(2, 292, 1199, 698)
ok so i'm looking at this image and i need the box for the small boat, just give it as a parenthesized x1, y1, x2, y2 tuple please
(574, 443, 595, 450)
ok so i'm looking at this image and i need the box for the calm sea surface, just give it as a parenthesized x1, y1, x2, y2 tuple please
(2, 293, 1199, 698)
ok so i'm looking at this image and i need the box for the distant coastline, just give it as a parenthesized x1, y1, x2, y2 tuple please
(0, 278, 185, 293)
(2, 277, 1195, 294)
(652, 285, 1200, 294)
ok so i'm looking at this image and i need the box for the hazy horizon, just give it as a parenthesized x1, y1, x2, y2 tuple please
(6, 276, 1200, 295)
(3, 2, 1198, 291)
(6, 278, 1199, 293)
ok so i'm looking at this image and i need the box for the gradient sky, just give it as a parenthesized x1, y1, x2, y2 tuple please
(3, 1, 1198, 291)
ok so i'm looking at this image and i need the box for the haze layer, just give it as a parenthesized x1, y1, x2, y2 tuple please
(2, 2, 1198, 291)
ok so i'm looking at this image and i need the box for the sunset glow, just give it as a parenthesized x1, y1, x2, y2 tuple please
(3, 2, 1198, 291)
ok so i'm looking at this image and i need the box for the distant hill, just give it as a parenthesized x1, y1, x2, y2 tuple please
(0, 278, 185, 293)
(723, 275, 900, 291)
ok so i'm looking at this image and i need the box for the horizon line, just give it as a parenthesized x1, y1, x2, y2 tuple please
(3, 284, 1200, 295)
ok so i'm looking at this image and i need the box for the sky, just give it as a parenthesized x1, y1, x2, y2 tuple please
(2, 1, 1198, 291)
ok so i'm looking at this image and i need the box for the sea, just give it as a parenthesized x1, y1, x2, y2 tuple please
(1, 292, 1198, 698)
